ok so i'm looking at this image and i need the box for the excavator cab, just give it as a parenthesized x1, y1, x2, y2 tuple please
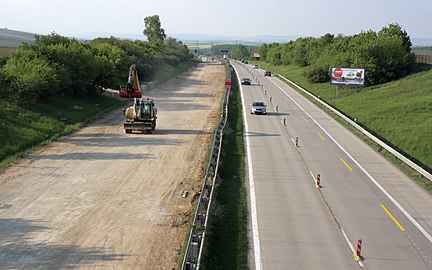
(141, 100, 152, 118)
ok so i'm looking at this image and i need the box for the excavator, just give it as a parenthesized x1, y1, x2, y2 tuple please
(120, 65, 158, 134)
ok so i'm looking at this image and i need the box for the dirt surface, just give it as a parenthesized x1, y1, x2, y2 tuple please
(0, 63, 226, 269)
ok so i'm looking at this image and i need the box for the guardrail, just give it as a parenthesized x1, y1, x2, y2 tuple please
(276, 74, 432, 182)
(182, 64, 231, 269)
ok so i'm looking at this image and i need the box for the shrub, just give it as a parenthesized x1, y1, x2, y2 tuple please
(304, 65, 329, 83)
(1, 57, 59, 102)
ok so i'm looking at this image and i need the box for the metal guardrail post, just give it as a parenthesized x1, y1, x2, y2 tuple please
(277, 74, 432, 182)
(182, 62, 232, 269)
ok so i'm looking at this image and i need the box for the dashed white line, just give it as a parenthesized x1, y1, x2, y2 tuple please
(267, 77, 432, 245)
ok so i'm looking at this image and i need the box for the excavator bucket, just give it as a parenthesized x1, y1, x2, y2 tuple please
(119, 65, 143, 98)
(119, 86, 142, 98)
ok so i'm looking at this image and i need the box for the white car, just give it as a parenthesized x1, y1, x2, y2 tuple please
(250, 101, 267, 115)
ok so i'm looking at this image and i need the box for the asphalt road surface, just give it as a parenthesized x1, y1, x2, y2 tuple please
(0, 63, 226, 269)
(234, 62, 432, 270)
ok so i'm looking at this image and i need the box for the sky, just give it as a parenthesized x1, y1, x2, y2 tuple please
(1, 0, 431, 39)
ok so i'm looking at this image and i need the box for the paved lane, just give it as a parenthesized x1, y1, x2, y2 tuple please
(234, 62, 432, 270)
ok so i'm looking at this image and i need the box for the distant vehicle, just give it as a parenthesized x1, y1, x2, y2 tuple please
(241, 78, 252, 85)
(241, 59, 245, 63)
(244, 60, 249, 64)
(264, 70, 271, 76)
(253, 64, 259, 69)
(250, 101, 267, 115)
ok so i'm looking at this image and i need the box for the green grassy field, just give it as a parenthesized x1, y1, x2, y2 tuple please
(0, 28, 35, 48)
(202, 67, 247, 269)
(413, 47, 432, 55)
(0, 61, 198, 169)
(0, 95, 125, 169)
(153, 60, 199, 83)
(0, 47, 15, 56)
(252, 60, 432, 174)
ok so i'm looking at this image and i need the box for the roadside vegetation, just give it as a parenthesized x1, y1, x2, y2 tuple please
(0, 96, 125, 170)
(243, 23, 432, 182)
(250, 61, 432, 192)
(202, 66, 247, 269)
(212, 44, 259, 60)
(0, 15, 196, 168)
(256, 23, 415, 86)
(413, 46, 432, 55)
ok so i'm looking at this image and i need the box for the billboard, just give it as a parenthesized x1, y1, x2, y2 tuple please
(330, 67, 365, 86)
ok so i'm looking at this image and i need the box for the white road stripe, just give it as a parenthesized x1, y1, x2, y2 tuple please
(233, 63, 262, 270)
(341, 228, 364, 267)
(267, 78, 432, 245)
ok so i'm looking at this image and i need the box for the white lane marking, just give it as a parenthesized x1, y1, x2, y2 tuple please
(268, 78, 432, 244)
(342, 228, 364, 267)
(233, 63, 263, 270)
(309, 170, 318, 186)
(312, 167, 364, 267)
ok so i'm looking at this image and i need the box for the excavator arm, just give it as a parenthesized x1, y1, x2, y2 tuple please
(119, 64, 143, 98)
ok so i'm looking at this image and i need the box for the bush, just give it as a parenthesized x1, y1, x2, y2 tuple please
(304, 65, 329, 83)
(1, 57, 59, 102)
(259, 23, 416, 86)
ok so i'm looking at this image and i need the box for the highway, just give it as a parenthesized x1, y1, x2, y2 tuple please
(233, 61, 432, 270)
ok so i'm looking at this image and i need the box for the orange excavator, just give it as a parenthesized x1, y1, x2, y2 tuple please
(119, 64, 142, 98)
(120, 65, 158, 134)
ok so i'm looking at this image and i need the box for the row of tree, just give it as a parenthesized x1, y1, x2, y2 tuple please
(257, 23, 415, 85)
(211, 44, 258, 59)
(0, 15, 193, 102)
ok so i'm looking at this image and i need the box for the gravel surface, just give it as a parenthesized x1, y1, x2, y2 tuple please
(0, 63, 226, 269)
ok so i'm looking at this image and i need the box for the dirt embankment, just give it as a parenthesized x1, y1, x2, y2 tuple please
(0, 63, 226, 269)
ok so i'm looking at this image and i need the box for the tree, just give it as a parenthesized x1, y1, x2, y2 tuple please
(1, 57, 59, 102)
(0, 55, 7, 68)
(232, 44, 249, 60)
(379, 23, 412, 53)
(143, 15, 166, 46)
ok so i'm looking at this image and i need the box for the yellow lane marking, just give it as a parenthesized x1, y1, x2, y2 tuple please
(340, 157, 353, 172)
(381, 204, 405, 232)
(317, 132, 325, 141)
(303, 116, 308, 123)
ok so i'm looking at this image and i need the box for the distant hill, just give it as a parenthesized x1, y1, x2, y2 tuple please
(411, 38, 432, 47)
(1, 27, 431, 49)
(70, 32, 300, 46)
(0, 28, 35, 47)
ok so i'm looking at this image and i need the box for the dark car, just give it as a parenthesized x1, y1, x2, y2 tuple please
(264, 70, 271, 76)
(244, 60, 249, 64)
(241, 78, 252, 85)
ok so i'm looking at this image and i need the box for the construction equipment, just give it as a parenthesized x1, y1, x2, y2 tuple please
(119, 64, 158, 134)
(119, 64, 142, 98)
(123, 98, 157, 134)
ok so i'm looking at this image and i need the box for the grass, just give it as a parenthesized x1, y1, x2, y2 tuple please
(253, 61, 432, 171)
(0, 95, 125, 170)
(154, 60, 199, 84)
(413, 47, 432, 55)
(201, 66, 247, 269)
(251, 60, 432, 193)
(0, 47, 15, 57)
(0, 60, 199, 170)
